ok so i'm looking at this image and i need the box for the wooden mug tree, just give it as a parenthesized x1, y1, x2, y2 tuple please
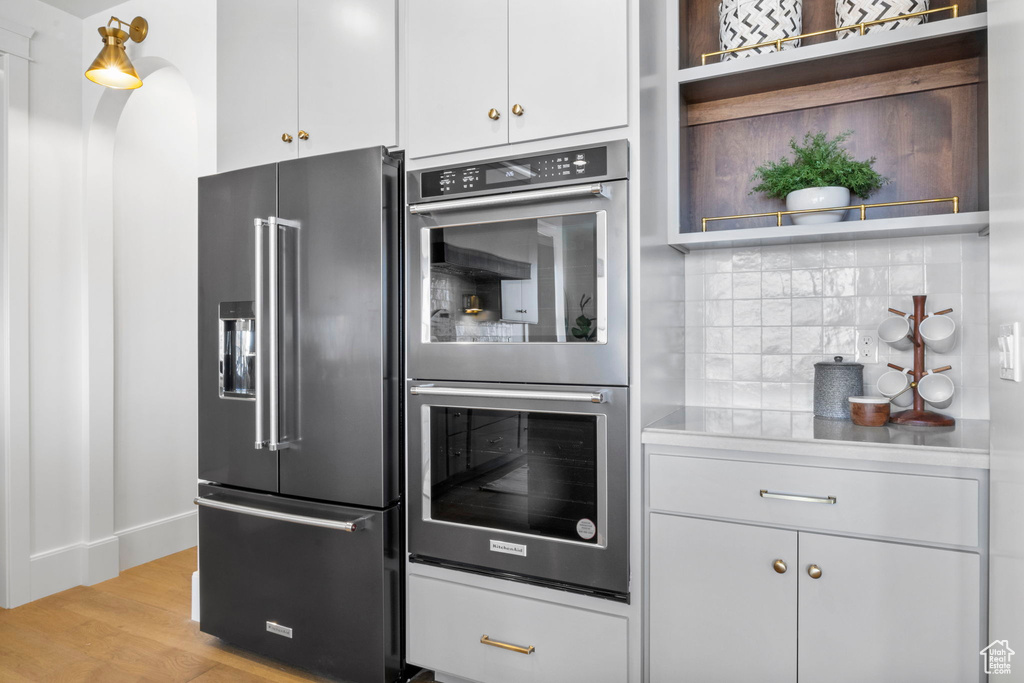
(887, 294, 955, 427)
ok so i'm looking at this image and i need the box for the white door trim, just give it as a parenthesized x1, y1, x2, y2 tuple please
(2, 48, 33, 608)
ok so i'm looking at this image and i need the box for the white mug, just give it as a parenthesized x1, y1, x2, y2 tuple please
(917, 372, 955, 410)
(878, 315, 913, 351)
(877, 369, 913, 407)
(920, 314, 957, 354)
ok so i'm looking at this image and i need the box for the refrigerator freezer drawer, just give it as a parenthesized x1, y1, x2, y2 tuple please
(197, 484, 401, 683)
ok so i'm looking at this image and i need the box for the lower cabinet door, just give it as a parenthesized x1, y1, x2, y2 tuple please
(408, 574, 627, 683)
(649, 514, 797, 682)
(798, 533, 982, 683)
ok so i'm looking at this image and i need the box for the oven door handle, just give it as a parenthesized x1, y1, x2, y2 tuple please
(409, 385, 607, 404)
(409, 183, 607, 215)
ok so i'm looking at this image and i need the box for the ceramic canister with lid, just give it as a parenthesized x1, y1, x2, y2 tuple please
(813, 356, 864, 419)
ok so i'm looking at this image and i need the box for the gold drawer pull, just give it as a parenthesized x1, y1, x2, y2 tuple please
(760, 490, 836, 505)
(480, 634, 535, 655)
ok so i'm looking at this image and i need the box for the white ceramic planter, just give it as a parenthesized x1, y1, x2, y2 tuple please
(785, 186, 851, 225)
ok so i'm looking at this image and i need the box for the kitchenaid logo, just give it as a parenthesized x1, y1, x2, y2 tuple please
(981, 640, 1014, 675)
(266, 621, 294, 639)
(489, 540, 527, 557)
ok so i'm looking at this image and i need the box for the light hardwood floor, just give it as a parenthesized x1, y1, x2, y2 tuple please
(0, 548, 336, 682)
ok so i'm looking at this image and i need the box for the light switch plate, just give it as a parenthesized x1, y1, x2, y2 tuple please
(998, 322, 1021, 382)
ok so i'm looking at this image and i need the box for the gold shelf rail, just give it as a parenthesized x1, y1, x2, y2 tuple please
(701, 196, 959, 233)
(701, 5, 959, 65)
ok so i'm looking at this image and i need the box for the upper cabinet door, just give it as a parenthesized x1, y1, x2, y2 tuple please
(217, 0, 299, 171)
(297, 0, 398, 156)
(507, 0, 627, 144)
(407, 0, 508, 158)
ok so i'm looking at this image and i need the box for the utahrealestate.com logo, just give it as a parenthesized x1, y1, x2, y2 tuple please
(981, 640, 1015, 675)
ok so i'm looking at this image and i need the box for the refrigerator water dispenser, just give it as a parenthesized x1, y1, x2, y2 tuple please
(219, 301, 256, 400)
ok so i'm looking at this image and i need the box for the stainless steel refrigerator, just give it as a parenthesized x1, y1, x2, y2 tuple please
(195, 146, 404, 683)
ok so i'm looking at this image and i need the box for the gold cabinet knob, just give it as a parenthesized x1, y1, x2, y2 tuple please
(773, 559, 787, 574)
(298, 130, 309, 140)
(488, 108, 501, 121)
(281, 133, 293, 143)
(808, 564, 822, 579)
(512, 103, 524, 116)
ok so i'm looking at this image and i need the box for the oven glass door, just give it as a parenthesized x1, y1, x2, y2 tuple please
(425, 212, 607, 345)
(427, 405, 606, 546)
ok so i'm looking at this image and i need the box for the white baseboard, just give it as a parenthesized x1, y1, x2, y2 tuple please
(116, 509, 197, 571)
(30, 535, 119, 601)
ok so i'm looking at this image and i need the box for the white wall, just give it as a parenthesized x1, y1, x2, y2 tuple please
(988, 0, 1024, 674)
(0, 0, 86, 603)
(112, 66, 199, 570)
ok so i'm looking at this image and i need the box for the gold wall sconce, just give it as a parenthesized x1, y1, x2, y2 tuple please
(463, 294, 483, 314)
(85, 16, 149, 90)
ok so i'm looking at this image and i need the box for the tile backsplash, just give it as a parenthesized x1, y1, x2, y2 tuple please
(684, 234, 989, 419)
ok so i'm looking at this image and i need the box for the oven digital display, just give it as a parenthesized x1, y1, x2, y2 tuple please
(486, 164, 533, 185)
(418, 147, 608, 198)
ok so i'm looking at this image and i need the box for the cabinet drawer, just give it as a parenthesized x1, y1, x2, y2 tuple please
(649, 454, 979, 547)
(408, 575, 627, 683)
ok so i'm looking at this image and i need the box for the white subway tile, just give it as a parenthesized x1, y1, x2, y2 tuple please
(762, 355, 793, 382)
(889, 265, 925, 294)
(685, 380, 705, 406)
(733, 272, 762, 299)
(734, 327, 762, 354)
(961, 234, 988, 263)
(685, 301, 704, 328)
(792, 298, 824, 325)
(925, 263, 962, 295)
(705, 381, 733, 407)
(706, 327, 733, 353)
(705, 273, 733, 300)
(923, 234, 962, 264)
(706, 300, 733, 326)
(792, 269, 823, 297)
(732, 247, 762, 272)
(762, 271, 792, 298)
(823, 326, 857, 355)
(686, 353, 705, 379)
(823, 268, 857, 297)
(960, 387, 990, 419)
(734, 300, 762, 325)
(824, 243, 857, 267)
(763, 327, 793, 354)
(791, 243, 823, 269)
(761, 299, 793, 326)
(762, 382, 792, 410)
(733, 354, 763, 381)
(962, 259, 989, 295)
(823, 297, 857, 326)
(856, 297, 889, 327)
(856, 267, 889, 296)
(705, 249, 733, 273)
(761, 245, 793, 270)
(856, 239, 890, 266)
(889, 236, 924, 264)
(792, 355, 821, 382)
(706, 354, 733, 380)
(734, 382, 762, 408)
(792, 383, 814, 411)
(792, 327, 824, 354)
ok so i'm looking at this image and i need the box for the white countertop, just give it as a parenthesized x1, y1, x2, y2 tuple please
(642, 408, 990, 470)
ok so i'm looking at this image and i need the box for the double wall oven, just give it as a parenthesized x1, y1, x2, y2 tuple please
(406, 141, 630, 601)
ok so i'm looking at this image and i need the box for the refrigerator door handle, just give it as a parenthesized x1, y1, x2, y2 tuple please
(194, 496, 370, 532)
(253, 218, 268, 450)
(267, 217, 300, 452)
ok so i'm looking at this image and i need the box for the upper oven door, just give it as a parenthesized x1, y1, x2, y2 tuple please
(407, 180, 628, 386)
(407, 381, 629, 599)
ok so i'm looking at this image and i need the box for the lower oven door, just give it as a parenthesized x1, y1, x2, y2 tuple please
(407, 381, 628, 600)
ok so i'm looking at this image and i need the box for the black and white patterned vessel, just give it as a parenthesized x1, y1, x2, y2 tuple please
(813, 356, 864, 420)
(718, 0, 803, 61)
(835, 0, 930, 39)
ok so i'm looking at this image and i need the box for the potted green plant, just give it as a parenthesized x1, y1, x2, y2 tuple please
(750, 130, 889, 225)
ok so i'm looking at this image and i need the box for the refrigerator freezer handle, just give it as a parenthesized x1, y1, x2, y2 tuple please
(194, 496, 370, 532)
(254, 218, 268, 450)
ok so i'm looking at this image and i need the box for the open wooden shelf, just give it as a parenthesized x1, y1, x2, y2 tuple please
(678, 12, 987, 104)
(668, 211, 989, 252)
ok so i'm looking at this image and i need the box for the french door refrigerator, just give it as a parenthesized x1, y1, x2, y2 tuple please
(195, 146, 404, 683)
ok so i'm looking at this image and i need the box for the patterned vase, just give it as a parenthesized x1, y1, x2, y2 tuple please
(835, 0, 930, 39)
(718, 0, 803, 62)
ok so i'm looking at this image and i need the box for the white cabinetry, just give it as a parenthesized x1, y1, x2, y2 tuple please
(406, 0, 627, 158)
(408, 573, 628, 683)
(217, 0, 397, 172)
(647, 450, 987, 683)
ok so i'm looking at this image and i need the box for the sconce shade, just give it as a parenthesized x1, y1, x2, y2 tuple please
(463, 294, 483, 314)
(85, 25, 143, 89)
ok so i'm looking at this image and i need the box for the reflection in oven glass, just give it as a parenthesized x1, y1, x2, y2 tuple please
(429, 407, 599, 544)
(428, 215, 599, 343)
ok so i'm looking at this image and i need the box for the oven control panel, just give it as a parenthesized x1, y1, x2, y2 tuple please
(419, 146, 609, 198)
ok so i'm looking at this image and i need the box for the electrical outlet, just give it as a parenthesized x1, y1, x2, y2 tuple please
(858, 330, 878, 364)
